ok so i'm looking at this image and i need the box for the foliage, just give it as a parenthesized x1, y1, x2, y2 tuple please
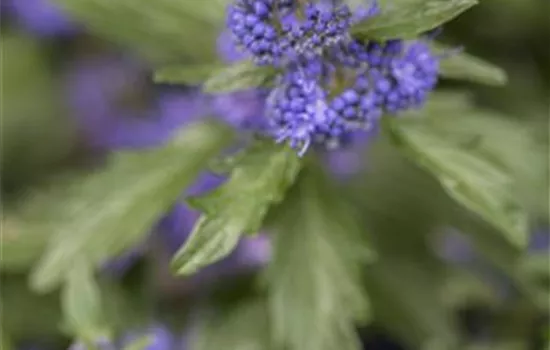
(2, 0, 548, 349)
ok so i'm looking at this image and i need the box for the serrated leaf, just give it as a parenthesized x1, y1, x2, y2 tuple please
(434, 43, 508, 86)
(29, 122, 232, 292)
(386, 116, 528, 248)
(171, 140, 301, 275)
(194, 298, 273, 350)
(153, 63, 224, 85)
(266, 163, 375, 350)
(351, 0, 477, 39)
(203, 61, 278, 93)
(53, 0, 226, 62)
(62, 261, 108, 342)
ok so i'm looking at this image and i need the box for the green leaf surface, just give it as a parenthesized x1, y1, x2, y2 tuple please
(202, 61, 278, 93)
(266, 163, 375, 350)
(352, 0, 477, 39)
(1, 214, 53, 272)
(386, 115, 528, 248)
(193, 298, 273, 350)
(29, 122, 232, 292)
(171, 140, 301, 275)
(153, 63, 223, 85)
(365, 259, 457, 349)
(2, 34, 75, 192)
(62, 262, 108, 341)
(434, 43, 508, 86)
(0, 331, 13, 350)
(0, 274, 63, 339)
(53, 0, 226, 62)
(122, 336, 153, 350)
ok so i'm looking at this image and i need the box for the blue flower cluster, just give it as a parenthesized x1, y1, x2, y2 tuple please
(227, 0, 441, 155)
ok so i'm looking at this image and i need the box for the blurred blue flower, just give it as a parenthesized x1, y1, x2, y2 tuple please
(65, 56, 204, 151)
(68, 324, 180, 350)
(5, 0, 80, 37)
(529, 228, 550, 252)
(120, 324, 177, 350)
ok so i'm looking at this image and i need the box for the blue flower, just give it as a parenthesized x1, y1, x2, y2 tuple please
(223, 0, 443, 156)
(65, 56, 204, 151)
(120, 324, 177, 350)
(5, 0, 80, 37)
(68, 325, 180, 350)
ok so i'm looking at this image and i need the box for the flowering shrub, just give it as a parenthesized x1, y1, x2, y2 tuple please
(2, 0, 548, 350)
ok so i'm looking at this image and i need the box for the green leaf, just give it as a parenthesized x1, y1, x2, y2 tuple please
(351, 0, 477, 39)
(153, 63, 224, 85)
(203, 61, 278, 93)
(520, 253, 550, 277)
(122, 336, 153, 350)
(171, 140, 301, 275)
(365, 259, 457, 349)
(386, 115, 528, 248)
(193, 298, 273, 350)
(2, 33, 75, 191)
(62, 261, 108, 342)
(29, 122, 232, 292)
(0, 274, 63, 339)
(266, 163, 375, 350)
(53, 0, 226, 62)
(434, 43, 508, 86)
(1, 329, 13, 350)
(0, 214, 52, 272)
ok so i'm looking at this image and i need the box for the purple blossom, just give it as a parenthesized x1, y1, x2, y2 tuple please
(68, 325, 179, 350)
(217, 30, 250, 63)
(65, 56, 204, 151)
(6, 0, 80, 37)
(120, 324, 176, 350)
(529, 228, 550, 252)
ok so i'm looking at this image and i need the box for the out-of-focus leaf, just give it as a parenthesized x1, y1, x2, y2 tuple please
(0, 330, 13, 350)
(53, 0, 226, 63)
(434, 43, 508, 86)
(384, 94, 547, 306)
(266, 163, 375, 350)
(342, 138, 456, 348)
(2, 34, 75, 192)
(387, 114, 528, 248)
(62, 262, 109, 342)
(171, 140, 301, 275)
(351, 0, 477, 39)
(28, 122, 232, 292)
(203, 61, 278, 93)
(365, 259, 457, 349)
(520, 253, 550, 277)
(464, 342, 529, 350)
(122, 336, 153, 350)
(194, 298, 273, 350)
(440, 267, 500, 308)
(153, 63, 224, 85)
(412, 98, 548, 220)
(0, 274, 63, 339)
(0, 215, 52, 272)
